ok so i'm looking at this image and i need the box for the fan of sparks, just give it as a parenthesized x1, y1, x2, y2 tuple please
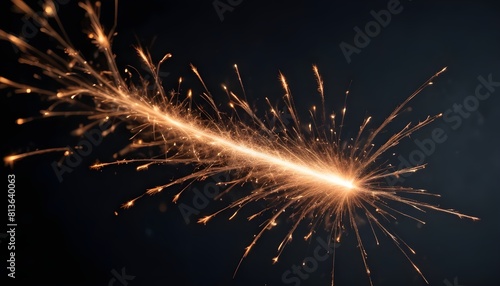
(1, 1, 479, 285)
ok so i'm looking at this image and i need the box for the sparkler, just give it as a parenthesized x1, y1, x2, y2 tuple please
(1, 1, 479, 285)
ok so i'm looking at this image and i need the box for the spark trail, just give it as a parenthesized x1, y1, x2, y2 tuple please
(1, 1, 478, 285)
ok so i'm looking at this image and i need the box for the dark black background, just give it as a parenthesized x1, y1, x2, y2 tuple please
(1, 0, 499, 285)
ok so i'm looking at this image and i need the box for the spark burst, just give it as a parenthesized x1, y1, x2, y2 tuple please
(1, 1, 479, 285)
